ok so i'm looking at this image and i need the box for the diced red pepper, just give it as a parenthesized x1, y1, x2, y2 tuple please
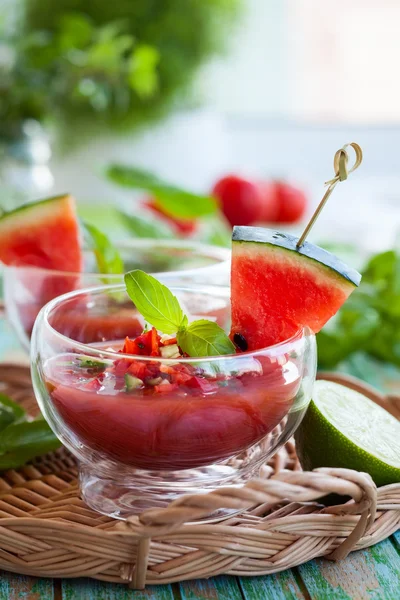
(154, 382, 178, 394)
(173, 371, 193, 385)
(151, 327, 161, 356)
(161, 336, 177, 346)
(113, 358, 132, 377)
(127, 361, 148, 379)
(123, 328, 162, 357)
(185, 377, 218, 394)
(83, 378, 102, 391)
(160, 364, 175, 375)
(122, 336, 140, 355)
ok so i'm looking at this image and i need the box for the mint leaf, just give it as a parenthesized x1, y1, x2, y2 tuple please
(0, 393, 26, 434)
(0, 418, 61, 470)
(0, 392, 61, 470)
(177, 320, 235, 357)
(83, 222, 124, 275)
(118, 210, 174, 239)
(106, 165, 217, 219)
(363, 250, 397, 284)
(317, 248, 400, 369)
(0, 419, 61, 455)
(0, 404, 18, 433)
(124, 270, 188, 334)
(124, 271, 235, 357)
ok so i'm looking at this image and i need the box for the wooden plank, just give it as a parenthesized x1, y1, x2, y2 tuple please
(0, 571, 54, 600)
(180, 575, 242, 599)
(298, 539, 400, 599)
(239, 571, 305, 600)
(61, 579, 175, 600)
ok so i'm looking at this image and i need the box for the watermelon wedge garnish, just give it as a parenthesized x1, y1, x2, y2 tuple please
(0, 194, 82, 272)
(231, 226, 361, 350)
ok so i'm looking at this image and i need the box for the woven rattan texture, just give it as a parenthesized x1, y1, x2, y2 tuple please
(0, 365, 399, 589)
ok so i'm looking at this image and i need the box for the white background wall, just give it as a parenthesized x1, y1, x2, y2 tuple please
(203, 0, 400, 123)
(50, 1, 400, 253)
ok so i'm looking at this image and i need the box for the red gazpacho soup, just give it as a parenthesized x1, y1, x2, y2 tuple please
(44, 329, 300, 471)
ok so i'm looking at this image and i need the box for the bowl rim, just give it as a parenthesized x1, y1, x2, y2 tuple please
(4, 238, 231, 279)
(34, 282, 310, 364)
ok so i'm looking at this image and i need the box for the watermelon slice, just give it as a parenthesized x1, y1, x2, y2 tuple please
(231, 226, 361, 350)
(0, 194, 82, 272)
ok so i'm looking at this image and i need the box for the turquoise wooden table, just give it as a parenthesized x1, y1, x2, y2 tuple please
(1, 316, 400, 599)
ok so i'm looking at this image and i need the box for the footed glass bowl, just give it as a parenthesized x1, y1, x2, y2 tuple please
(4, 239, 229, 351)
(31, 283, 316, 520)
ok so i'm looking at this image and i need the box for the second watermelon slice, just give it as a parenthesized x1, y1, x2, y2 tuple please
(0, 194, 82, 272)
(0, 195, 83, 337)
(231, 226, 361, 350)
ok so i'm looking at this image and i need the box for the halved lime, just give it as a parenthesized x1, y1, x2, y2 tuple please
(295, 380, 400, 487)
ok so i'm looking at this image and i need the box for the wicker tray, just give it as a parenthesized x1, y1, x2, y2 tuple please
(0, 365, 399, 590)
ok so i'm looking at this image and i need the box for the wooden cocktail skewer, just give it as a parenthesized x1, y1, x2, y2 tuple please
(296, 142, 363, 249)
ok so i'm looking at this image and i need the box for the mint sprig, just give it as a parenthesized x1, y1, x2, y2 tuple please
(177, 319, 235, 357)
(0, 394, 61, 471)
(125, 270, 188, 334)
(83, 222, 124, 275)
(118, 210, 174, 239)
(124, 270, 235, 356)
(106, 165, 217, 219)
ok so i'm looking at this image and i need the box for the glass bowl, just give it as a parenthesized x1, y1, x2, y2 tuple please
(4, 239, 230, 351)
(31, 283, 317, 520)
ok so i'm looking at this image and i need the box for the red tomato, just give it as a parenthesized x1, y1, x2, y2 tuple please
(212, 175, 264, 227)
(274, 182, 308, 224)
(144, 198, 197, 235)
(257, 181, 280, 223)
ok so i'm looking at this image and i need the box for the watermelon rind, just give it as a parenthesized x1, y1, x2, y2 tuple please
(232, 226, 361, 287)
(0, 194, 82, 274)
(0, 194, 72, 230)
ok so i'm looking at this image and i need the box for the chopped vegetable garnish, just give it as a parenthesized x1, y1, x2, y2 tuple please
(124, 270, 235, 357)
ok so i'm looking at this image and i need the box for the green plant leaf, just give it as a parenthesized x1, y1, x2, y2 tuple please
(58, 13, 93, 51)
(118, 210, 174, 239)
(0, 404, 18, 433)
(124, 270, 188, 334)
(128, 44, 160, 99)
(363, 250, 397, 284)
(0, 393, 25, 425)
(106, 165, 217, 219)
(318, 248, 400, 369)
(83, 222, 124, 275)
(0, 392, 26, 435)
(0, 450, 46, 471)
(177, 319, 235, 357)
(0, 419, 61, 463)
(0, 395, 60, 470)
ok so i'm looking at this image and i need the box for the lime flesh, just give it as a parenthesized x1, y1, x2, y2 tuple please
(295, 380, 400, 487)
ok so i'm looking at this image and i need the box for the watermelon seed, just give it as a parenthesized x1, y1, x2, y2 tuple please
(233, 333, 248, 351)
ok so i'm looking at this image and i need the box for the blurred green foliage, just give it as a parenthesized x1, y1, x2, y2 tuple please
(106, 162, 231, 246)
(317, 249, 400, 369)
(0, 0, 239, 138)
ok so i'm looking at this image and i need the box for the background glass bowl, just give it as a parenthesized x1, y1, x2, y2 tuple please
(31, 282, 317, 520)
(4, 239, 230, 351)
